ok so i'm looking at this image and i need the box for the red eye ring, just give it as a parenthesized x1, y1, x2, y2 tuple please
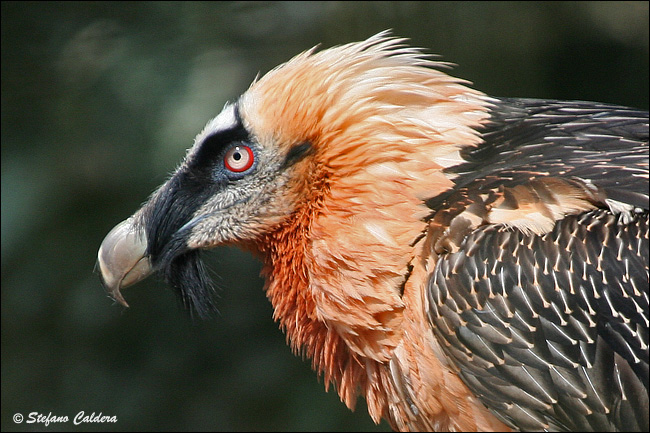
(224, 145, 254, 173)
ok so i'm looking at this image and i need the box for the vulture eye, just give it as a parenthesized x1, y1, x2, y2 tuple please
(224, 145, 254, 173)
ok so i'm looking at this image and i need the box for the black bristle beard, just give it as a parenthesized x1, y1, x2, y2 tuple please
(140, 170, 221, 321)
(165, 250, 219, 320)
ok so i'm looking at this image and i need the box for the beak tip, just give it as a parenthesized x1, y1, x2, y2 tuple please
(111, 291, 130, 309)
(98, 271, 130, 308)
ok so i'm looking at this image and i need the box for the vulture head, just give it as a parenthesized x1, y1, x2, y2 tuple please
(97, 32, 487, 320)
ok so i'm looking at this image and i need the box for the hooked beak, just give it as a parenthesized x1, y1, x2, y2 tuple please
(97, 217, 153, 307)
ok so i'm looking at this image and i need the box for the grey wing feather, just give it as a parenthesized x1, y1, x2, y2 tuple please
(426, 98, 649, 213)
(427, 209, 649, 431)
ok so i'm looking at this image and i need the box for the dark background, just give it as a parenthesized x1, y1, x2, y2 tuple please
(2, 2, 648, 431)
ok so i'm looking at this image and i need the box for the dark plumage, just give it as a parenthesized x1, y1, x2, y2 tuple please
(424, 98, 649, 430)
(429, 209, 648, 431)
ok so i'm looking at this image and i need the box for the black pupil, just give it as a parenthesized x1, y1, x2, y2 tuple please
(233, 151, 242, 161)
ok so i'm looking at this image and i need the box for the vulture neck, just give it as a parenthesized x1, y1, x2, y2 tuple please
(253, 186, 508, 432)
(254, 197, 411, 427)
(251, 160, 464, 430)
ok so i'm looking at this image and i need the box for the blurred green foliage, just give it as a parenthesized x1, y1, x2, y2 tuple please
(2, 2, 648, 431)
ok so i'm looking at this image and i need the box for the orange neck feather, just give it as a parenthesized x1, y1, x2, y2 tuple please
(253, 194, 409, 427)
